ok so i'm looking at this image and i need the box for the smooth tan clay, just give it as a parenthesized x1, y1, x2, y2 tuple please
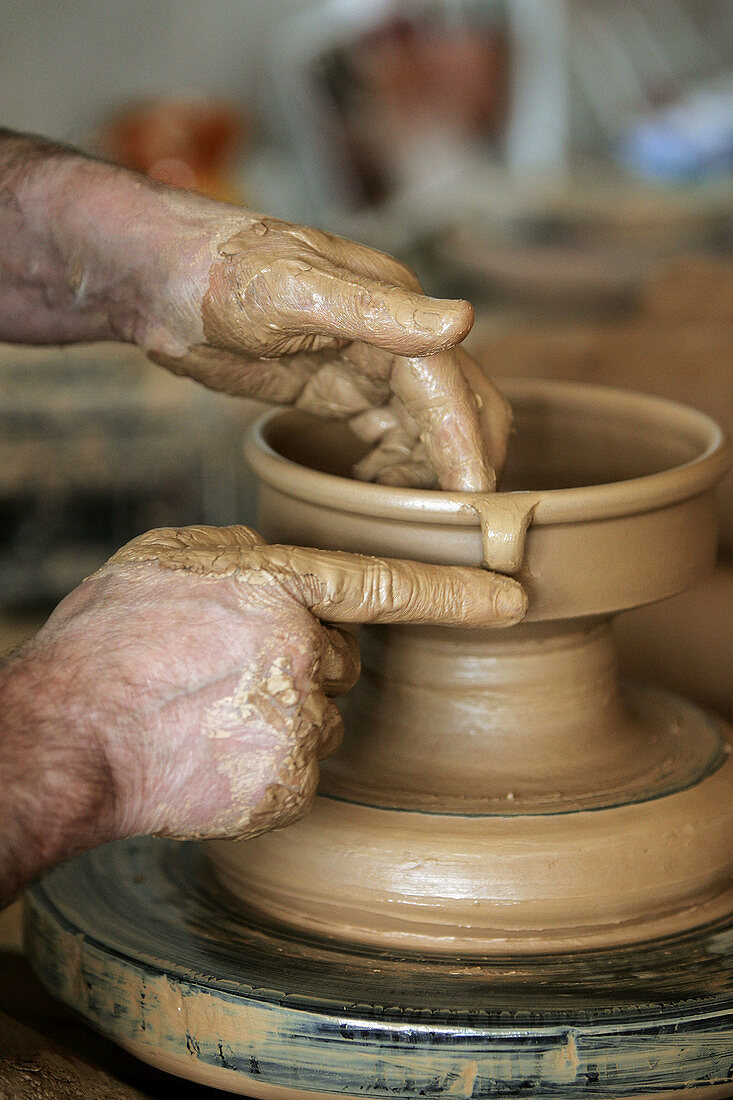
(467, 256, 733, 719)
(207, 378, 733, 955)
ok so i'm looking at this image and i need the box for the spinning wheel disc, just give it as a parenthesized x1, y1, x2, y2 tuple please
(26, 838, 733, 1099)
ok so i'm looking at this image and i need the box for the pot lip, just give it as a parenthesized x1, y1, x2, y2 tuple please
(244, 378, 730, 527)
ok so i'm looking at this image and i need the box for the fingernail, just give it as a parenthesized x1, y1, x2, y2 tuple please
(410, 298, 471, 338)
(495, 580, 528, 624)
(413, 302, 445, 331)
(430, 298, 474, 341)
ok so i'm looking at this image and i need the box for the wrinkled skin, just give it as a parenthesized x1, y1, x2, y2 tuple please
(0, 525, 526, 904)
(46, 532, 361, 844)
(99, 522, 525, 840)
(0, 129, 511, 491)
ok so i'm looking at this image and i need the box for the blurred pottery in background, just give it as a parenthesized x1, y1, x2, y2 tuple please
(100, 92, 247, 202)
(439, 175, 732, 321)
(442, 231, 651, 319)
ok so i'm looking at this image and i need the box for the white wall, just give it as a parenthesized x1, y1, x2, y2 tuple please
(0, 0, 312, 146)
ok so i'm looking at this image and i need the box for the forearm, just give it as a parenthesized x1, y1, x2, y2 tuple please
(0, 641, 115, 907)
(0, 128, 218, 350)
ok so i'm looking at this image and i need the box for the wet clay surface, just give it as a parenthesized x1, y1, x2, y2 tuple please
(250, 384, 728, 622)
(617, 554, 733, 722)
(216, 383, 732, 956)
(25, 839, 733, 1098)
(466, 258, 733, 724)
(26, 380, 733, 1097)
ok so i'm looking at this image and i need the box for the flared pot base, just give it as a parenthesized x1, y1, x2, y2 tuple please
(25, 838, 733, 1099)
(209, 686, 733, 956)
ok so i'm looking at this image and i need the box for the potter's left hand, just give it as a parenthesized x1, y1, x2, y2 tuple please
(0, 130, 510, 491)
(0, 524, 526, 906)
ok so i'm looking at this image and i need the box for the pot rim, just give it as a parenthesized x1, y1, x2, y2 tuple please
(244, 378, 730, 527)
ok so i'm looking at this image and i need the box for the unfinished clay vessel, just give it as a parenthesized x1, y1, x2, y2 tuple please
(27, 378, 733, 1099)
(209, 377, 733, 954)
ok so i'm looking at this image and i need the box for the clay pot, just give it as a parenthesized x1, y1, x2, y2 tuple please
(208, 379, 732, 955)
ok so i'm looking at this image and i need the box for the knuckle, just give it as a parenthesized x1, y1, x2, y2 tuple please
(364, 559, 398, 614)
(440, 574, 468, 622)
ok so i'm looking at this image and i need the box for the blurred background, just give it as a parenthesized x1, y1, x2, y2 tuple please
(0, 0, 732, 708)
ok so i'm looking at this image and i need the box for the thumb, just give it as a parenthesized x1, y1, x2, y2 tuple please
(247, 544, 527, 628)
(269, 260, 474, 357)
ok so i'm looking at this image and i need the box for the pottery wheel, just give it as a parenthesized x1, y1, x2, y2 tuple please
(26, 838, 732, 1099)
(25, 383, 733, 1098)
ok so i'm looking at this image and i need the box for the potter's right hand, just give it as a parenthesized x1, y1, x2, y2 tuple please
(0, 130, 510, 492)
(0, 524, 526, 906)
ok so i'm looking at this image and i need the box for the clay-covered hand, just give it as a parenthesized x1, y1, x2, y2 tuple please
(0, 131, 510, 489)
(142, 211, 511, 491)
(0, 524, 526, 893)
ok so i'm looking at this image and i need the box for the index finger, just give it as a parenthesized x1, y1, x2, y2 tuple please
(390, 351, 497, 492)
(247, 544, 527, 628)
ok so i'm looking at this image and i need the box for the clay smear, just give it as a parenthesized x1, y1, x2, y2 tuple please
(203, 655, 340, 841)
(470, 497, 537, 575)
(201, 219, 473, 360)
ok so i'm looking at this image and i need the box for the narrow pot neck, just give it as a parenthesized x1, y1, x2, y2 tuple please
(321, 616, 709, 814)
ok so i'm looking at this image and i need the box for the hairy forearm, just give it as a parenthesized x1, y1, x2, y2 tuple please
(0, 128, 211, 349)
(0, 641, 115, 906)
(0, 129, 119, 343)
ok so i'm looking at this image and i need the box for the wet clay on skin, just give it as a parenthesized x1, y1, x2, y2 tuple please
(109, 525, 350, 842)
(201, 219, 472, 360)
(202, 654, 343, 842)
(108, 524, 525, 840)
(108, 524, 527, 627)
(172, 218, 509, 492)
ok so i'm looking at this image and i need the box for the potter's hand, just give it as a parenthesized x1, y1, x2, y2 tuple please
(99, 524, 526, 841)
(145, 213, 511, 491)
(0, 129, 509, 491)
(0, 524, 526, 905)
